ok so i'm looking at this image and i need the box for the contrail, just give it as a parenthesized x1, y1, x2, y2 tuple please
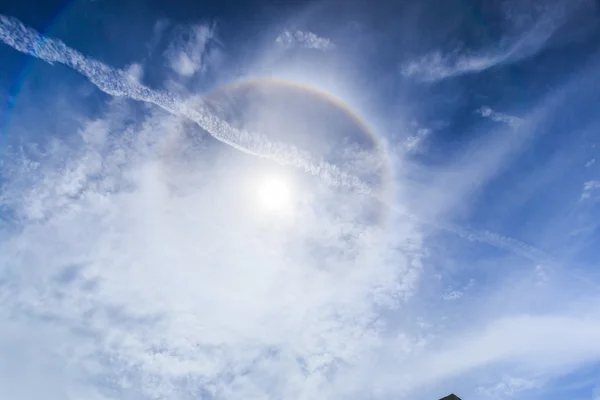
(0, 14, 369, 193)
(0, 14, 553, 264)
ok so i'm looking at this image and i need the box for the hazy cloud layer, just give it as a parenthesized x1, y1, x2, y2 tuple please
(0, 95, 422, 400)
(1, 1, 599, 399)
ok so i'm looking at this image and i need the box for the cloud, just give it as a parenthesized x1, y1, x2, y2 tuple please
(362, 305, 600, 399)
(0, 97, 423, 399)
(535, 265, 549, 286)
(478, 376, 541, 398)
(124, 63, 143, 83)
(275, 30, 335, 51)
(0, 15, 365, 193)
(0, 17, 425, 398)
(165, 24, 219, 77)
(402, 127, 430, 153)
(581, 180, 600, 201)
(400, 2, 576, 82)
(478, 106, 524, 128)
(443, 290, 463, 301)
(401, 50, 509, 82)
(0, 13, 548, 265)
(2, 6, 600, 400)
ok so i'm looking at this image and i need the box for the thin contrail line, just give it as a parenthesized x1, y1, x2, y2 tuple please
(0, 14, 553, 264)
(0, 14, 369, 193)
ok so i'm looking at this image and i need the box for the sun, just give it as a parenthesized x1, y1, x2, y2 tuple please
(257, 175, 293, 212)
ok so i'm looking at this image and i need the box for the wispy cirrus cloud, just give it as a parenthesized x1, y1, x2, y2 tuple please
(0, 13, 547, 264)
(368, 303, 600, 397)
(478, 106, 524, 128)
(165, 23, 221, 77)
(275, 29, 336, 51)
(0, 14, 423, 400)
(400, 1, 585, 82)
(401, 50, 509, 82)
(0, 15, 365, 193)
(0, 90, 423, 400)
(581, 180, 600, 201)
(478, 376, 541, 398)
(2, 2, 600, 399)
(402, 127, 431, 154)
(442, 289, 463, 301)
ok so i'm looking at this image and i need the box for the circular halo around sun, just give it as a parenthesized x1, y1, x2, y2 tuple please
(204, 79, 393, 228)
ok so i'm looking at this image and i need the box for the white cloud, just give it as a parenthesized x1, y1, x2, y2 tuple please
(363, 307, 600, 399)
(535, 264, 549, 286)
(124, 63, 143, 83)
(586, 159, 596, 168)
(443, 290, 463, 301)
(165, 24, 219, 77)
(2, 10, 600, 400)
(400, 2, 577, 82)
(275, 30, 335, 51)
(478, 106, 524, 128)
(478, 376, 540, 398)
(402, 127, 430, 153)
(401, 50, 508, 82)
(0, 15, 366, 193)
(0, 65, 423, 400)
(582, 180, 600, 201)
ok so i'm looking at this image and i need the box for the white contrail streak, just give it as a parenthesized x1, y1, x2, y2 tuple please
(0, 14, 368, 193)
(0, 14, 553, 264)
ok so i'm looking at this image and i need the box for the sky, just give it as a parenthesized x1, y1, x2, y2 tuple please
(0, 0, 600, 399)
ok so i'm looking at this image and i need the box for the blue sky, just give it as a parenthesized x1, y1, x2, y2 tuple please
(1, 1, 600, 399)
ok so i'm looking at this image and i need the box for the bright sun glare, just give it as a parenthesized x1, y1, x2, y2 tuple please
(257, 175, 293, 212)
